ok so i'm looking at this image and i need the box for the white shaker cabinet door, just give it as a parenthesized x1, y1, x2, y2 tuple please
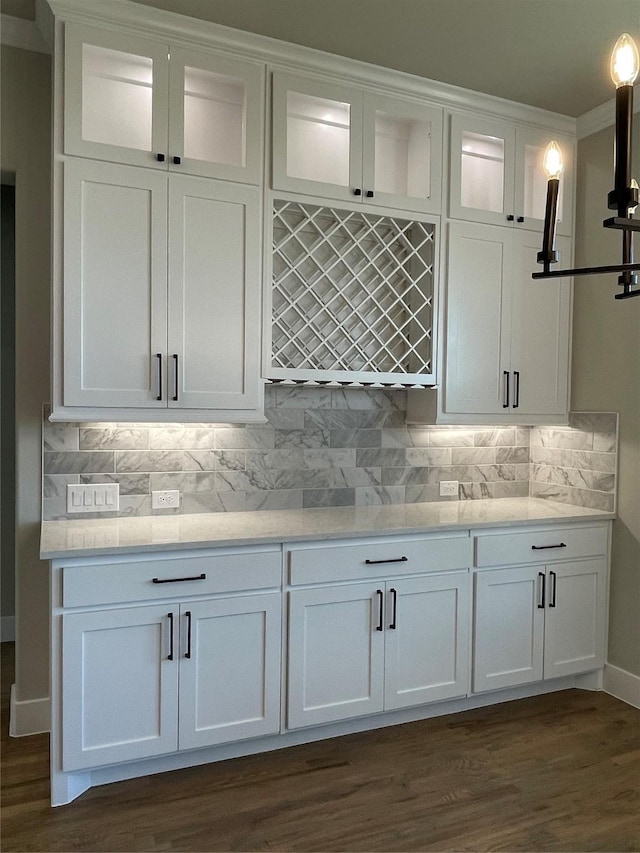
(287, 584, 385, 729)
(473, 566, 545, 693)
(62, 605, 179, 771)
(63, 159, 168, 408)
(384, 573, 470, 711)
(444, 222, 511, 414)
(543, 560, 607, 680)
(167, 176, 262, 412)
(178, 594, 282, 750)
(509, 232, 571, 417)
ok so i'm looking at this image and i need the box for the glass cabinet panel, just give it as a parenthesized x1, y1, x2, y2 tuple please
(460, 131, 505, 214)
(81, 44, 153, 151)
(183, 67, 246, 168)
(374, 111, 431, 199)
(285, 91, 351, 186)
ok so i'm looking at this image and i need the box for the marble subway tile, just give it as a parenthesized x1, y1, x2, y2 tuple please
(569, 412, 617, 434)
(405, 484, 443, 504)
(247, 449, 305, 471)
(118, 495, 153, 517)
(148, 428, 216, 450)
(115, 451, 183, 473)
(45, 451, 115, 475)
(356, 448, 407, 468)
(43, 474, 79, 498)
(381, 429, 430, 448)
(340, 467, 382, 488)
(212, 450, 245, 471)
(42, 496, 68, 521)
(495, 446, 529, 464)
(355, 485, 406, 506)
(331, 388, 405, 410)
(302, 488, 356, 508)
(516, 427, 531, 447)
(452, 447, 497, 465)
(303, 448, 357, 469)
(473, 428, 517, 447)
(275, 428, 330, 449)
(182, 451, 221, 471)
(305, 409, 388, 429)
(181, 492, 226, 514)
(244, 489, 304, 512)
(80, 428, 149, 450)
(215, 469, 276, 491)
(80, 473, 150, 495)
(405, 447, 452, 467)
(382, 467, 430, 486)
(569, 451, 617, 473)
(265, 407, 305, 430)
(149, 472, 216, 492)
(331, 429, 382, 448)
(274, 386, 331, 409)
(428, 429, 475, 447)
(43, 424, 79, 452)
(532, 428, 593, 450)
(592, 431, 617, 453)
(215, 426, 275, 450)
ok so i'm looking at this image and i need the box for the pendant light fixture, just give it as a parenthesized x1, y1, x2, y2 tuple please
(532, 33, 640, 300)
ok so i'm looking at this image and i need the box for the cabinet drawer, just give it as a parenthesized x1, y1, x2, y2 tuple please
(62, 547, 282, 607)
(474, 524, 608, 568)
(288, 534, 471, 585)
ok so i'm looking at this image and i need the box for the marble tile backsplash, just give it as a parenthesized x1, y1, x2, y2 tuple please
(42, 389, 617, 520)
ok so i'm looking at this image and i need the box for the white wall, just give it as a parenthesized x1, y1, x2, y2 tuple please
(1, 44, 51, 707)
(572, 117, 640, 677)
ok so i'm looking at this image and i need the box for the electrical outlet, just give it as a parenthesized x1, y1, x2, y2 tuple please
(439, 480, 459, 497)
(151, 490, 180, 509)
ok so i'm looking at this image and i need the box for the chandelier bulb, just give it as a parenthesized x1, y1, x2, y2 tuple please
(610, 33, 639, 87)
(543, 141, 563, 180)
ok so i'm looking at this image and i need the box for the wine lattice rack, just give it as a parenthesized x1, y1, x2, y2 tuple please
(268, 200, 436, 387)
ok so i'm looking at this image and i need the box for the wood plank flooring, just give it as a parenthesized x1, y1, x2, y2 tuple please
(2, 642, 639, 852)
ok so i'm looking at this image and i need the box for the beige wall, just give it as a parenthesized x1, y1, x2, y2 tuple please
(572, 117, 640, 676)
(1, 44, 51, 701)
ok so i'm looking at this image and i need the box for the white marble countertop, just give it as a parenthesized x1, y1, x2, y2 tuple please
(40, 498, 614, 560)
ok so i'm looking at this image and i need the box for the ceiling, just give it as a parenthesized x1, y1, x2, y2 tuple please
(6, 0, 639, 116)
(123, 0, 640, 118)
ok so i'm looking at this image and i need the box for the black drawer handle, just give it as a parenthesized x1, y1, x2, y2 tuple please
(167, 612, 174, 660)
(185, 610, 192, 658)
(537, 572, 545, 608)
(152, 573, 206, 584)
(365, 556, 408, 565)
(376, 590, 384, 631)
(531, 543, 567, 551)
(389, 587, 397, 630)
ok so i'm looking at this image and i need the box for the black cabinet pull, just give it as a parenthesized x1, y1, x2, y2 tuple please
(513, 370, 520, 408)
(365, 556, 408, 565)
(353, 188, 362, 196)
(366, 190, 374, 198)
(152, 573, 206, 584)
(506, 214, 515, 221)
(389, 587, 397, 630)
(549, 571, 557, 608)
(155, 353, 163, 401)
(376, 590, 384, 631)
(156, 153, 165, 162)
(517, 215, 525, 223)
(503, 371, 510, 408)
(172, 155, 181, 165)
(167, 612, 174, 660)
(185, 610, 192, 658)
(172, 354, 179, 401)
(531, 543, 567, 550)
(537, 572, 546, 608)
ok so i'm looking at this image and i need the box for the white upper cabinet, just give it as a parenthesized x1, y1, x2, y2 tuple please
(449, 114, 574, 235)
(272, 72, 442, 213)
(64, 22, 264, 184)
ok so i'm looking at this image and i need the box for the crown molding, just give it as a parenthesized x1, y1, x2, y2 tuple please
(0, 13, 49, 53)
(45, 0, 576, 135)
(577, 83, 640, 140)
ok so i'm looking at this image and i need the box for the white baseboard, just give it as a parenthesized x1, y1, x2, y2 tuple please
(1, 616, 16, 642)
(603, 663, 640, 709)
(9, 684, 50, 737)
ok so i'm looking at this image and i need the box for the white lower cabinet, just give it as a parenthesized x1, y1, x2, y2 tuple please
(472, 525, 608, 693)
(61, 554, 282, 771)
(287, 571, 470, 729)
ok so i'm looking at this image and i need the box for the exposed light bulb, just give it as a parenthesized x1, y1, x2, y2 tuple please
(543, 141, 563, 180)
(610, 33, 639, 87)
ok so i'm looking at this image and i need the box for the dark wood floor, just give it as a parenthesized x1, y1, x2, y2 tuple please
(2, 642, 639, 853)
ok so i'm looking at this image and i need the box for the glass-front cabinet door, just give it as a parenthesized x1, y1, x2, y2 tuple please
(449, 115, 516, 226)
(272, 73, 363, 202)
(167, 47, 263, 183)
(362, 93, 442, 214)
(450, 113, 573, 234)
(64, 23, 264, 183)
(64, 23, 169, 168)
(514, 128, 573, 236)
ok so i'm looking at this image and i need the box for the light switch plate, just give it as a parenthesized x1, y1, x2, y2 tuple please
(67, 483, 120, 513)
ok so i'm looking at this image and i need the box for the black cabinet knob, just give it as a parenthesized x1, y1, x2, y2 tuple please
(506, 214, 515, 221)
(517, 216, 525, 223)
(353, 188, 362, 196)
(366, 190, 374, 198)
(172, 156, 181, 165)
(156, 153, 166, 162)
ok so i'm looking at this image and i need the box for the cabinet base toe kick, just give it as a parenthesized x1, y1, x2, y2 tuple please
(51, 670, 602, 806)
